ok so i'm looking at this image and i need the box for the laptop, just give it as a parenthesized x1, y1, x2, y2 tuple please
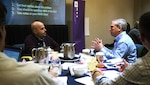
(3, 45, 22, 62)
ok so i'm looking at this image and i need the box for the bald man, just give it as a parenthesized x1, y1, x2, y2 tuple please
(0, 2, 64, 85)
(24, 21, 60, 55)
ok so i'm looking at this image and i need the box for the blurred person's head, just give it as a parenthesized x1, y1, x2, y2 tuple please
(139, 12, 150, 50)
(134, 21, 139, 29)
(126, 22, 131, 34)
(109, 18, 127, 37)
(0, 2, 7, 51)
(31, 21, 47, 38)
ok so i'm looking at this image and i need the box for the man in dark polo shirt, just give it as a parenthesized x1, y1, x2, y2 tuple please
(24, 21, 60, 55)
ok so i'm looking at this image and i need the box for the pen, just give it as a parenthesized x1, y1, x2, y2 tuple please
(48, 65, 52, 71)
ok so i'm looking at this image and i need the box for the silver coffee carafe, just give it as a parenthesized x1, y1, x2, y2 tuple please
(60, 43, 75, 59)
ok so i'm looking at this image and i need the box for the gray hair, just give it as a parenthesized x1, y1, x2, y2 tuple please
(112, 18, 127, 31)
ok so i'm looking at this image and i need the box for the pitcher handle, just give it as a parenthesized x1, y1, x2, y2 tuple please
(31, 48, 37, 59)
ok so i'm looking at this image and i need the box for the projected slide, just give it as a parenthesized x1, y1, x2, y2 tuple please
(1, 0, 66, 25)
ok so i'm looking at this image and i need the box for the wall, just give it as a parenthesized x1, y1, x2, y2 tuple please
(66, 0, 134, 48)
(134, 0, 150, 22)
(66, 0, 73, 41)
(85, 0, 134, 48)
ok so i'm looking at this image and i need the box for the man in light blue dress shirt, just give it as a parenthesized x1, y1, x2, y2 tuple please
(92, 11, 150, 85)
(91, 18, 137, 63)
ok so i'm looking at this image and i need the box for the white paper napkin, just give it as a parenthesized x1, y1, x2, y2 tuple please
(75, 76, 94, 85)
(103, 70, 120, 80)
(57, 76, 68, 85)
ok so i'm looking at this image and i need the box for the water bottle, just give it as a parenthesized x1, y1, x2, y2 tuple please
(50, 52, 62, 76)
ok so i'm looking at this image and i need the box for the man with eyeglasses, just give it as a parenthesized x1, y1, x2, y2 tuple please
(91, 18, 137, 63)
(92, 12, 150, 85)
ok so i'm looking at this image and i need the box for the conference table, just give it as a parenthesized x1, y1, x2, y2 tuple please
(56, 53, 121, 85)
(27, 53, 121, 85)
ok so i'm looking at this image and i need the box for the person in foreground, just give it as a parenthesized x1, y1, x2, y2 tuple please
(92, 12, 150, 85)
(0, 2, 64, 85)
(24, 21, 60, 55)
(91, 18, 137, 63)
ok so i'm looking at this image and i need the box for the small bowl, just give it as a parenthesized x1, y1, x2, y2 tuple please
(73, 65, 87, 77)
(82, 49, 90, 55)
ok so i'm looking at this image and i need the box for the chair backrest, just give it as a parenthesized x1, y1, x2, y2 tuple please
(13, 43, 25, 50)
(13, 43, 25, 55)
(135, 44, 148, 58)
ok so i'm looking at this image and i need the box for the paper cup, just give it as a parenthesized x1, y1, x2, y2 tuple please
(95, 52, 104, 63)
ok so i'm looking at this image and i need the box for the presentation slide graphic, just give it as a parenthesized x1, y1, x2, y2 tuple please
(1, 0, 66, 25)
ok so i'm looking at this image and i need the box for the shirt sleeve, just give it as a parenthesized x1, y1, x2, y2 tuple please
(39, 69, 65, 85)
(100, 42, 128, 59)
(95, 76, 107, 85)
